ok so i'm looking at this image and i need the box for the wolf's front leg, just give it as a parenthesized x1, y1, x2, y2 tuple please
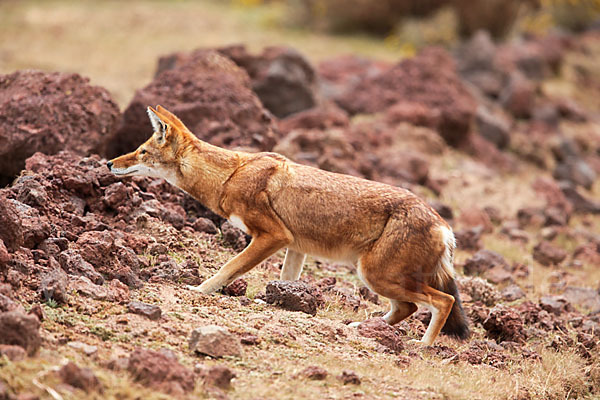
(187, 234, 289, 294)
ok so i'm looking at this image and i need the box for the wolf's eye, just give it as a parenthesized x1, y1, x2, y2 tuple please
(140, 149, 146, 155)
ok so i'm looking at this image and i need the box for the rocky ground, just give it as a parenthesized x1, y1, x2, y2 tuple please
(1, 8, 600, 400)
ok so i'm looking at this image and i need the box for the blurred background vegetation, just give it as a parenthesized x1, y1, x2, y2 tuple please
(1, 0, 599, 106)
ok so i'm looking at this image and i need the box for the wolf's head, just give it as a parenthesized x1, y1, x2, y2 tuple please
(107, 105, 190, 185)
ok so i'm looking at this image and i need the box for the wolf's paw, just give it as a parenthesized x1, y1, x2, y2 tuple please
(407, 339, 432, 347)
(347, 321, 362, 328)
(187, 284, 216, 294)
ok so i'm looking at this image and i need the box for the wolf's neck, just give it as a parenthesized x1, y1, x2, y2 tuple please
(176, 139, 242, 215)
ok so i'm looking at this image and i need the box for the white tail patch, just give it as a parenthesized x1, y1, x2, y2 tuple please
(433, 225, 456, 288)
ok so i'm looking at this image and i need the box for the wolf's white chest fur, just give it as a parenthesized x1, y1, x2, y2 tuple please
(228, 214, 249, 234)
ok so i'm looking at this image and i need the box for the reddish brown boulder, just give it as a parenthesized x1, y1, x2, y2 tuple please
(356, 318, 404, 353)
(278, 103, 349, 134)
(218, 45, 318, 118)
(0, 311, 41, 356)
(317, 55, 391, 102)
(334, 47, 476, 146)
(109, 50, 277, 157)
(264, 280, 324, 316)
(128, 348, 195, 395)
(58, 362, 102, 393)
(0, 70, 120, 185)
(533, 241, 567, 266)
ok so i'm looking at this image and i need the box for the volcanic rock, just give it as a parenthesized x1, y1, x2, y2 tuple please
(301, 366, 328, 381)
(39, 267, 69, 304)
(482, 305, 526, 343)
(0, 70, 120, 185)
(222, 278, 248, 297)
(189, 325, 242, 358)
(335, 47, 476, 146)
(218, 45, 318, 118)
(0, 311, 41, 356)
(0, 344, 26, 361)
(264, 280, 324, 316)
(58, 362, 102, 393)
(539, 295, 572, 316)
(110, 50, 277, 157)
(356, 318, 404, 353)
(562, 287, 600, 314)
(192, 218, 218, 234)
(198, 365, 236, 389)
(533, 241, 567, 266)
(462, 250, 509, 276)
(128, 348, 195, 395)
(127, 301, 162, 320)
(338, 370, 361, 385)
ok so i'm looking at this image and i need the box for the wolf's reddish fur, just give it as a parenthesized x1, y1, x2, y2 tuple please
(109, 105, 469, 345)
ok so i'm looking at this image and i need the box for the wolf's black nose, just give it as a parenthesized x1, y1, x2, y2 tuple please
(107, 161, 113, 169)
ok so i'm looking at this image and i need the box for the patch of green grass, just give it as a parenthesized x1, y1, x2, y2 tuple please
(89, 325, 115, 341)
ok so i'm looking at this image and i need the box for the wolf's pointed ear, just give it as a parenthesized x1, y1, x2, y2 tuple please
(147, 106, 168, 143)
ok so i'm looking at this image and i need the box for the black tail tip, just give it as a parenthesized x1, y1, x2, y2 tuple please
(443, 322, 470, 340)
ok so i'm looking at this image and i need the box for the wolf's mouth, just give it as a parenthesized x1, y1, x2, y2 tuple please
(113, 169, 138, 176)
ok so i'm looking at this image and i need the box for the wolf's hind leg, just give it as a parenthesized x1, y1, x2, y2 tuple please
(383, 300, 418, 325)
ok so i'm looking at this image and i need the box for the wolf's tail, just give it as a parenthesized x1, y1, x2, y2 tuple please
(432, 225, 470, 340)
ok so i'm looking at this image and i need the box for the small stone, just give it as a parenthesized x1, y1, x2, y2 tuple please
(533, 241, 567, 266)
(199, 365, 236, 389)
(240, 334, 260, 345)
(540, 295, 571, 316)
(189, 325, 242, 358)
(301, 366, 328, 380)
(501, 285, 525, 302)
(67, 341, 98, 357)
(192, 218, 218, 234)
(58, 362, 102, 393)
(0, 344, 26, 361)
(127, 301, 162, 320)
(222, 279, 248, 297)
(358, 286, 379, 305)
(356, 318, 404, 353)
(147, 243, 168, 256)
(264, 280, 324, 316)
(27, 304, 45, 321)
(463, 250, 509, 276)
(338, 370, 361, 385)
(39, 267, 69, 304)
